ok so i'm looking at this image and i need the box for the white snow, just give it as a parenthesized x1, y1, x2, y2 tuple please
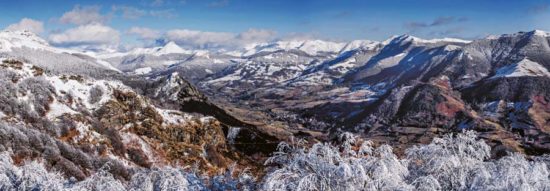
(98, 41, 193, 58)
(154, 41, 190, 56)
(193, 50, 210, 59)
(443, 45, 461, 51)
(162, 60, 180, 66)
(339, 40, 379, 52)
(242, 40, 346, 56)
(0, 30, 57, 53)
(415, 37, 471, 44)
(156, 108, 190, 125)
(490, 58, 550, 79)
(207, 74, 242, 83)
(213, 59, 224, 64)
(95, 59, 122, 73)
(46, 74, 125, 110)
(298, 40, 346, 55)
(329, 58, 356, 70)
(134, 67, 153, 75)
(377, 53, 406, 69)
(383, 35, 471, 45)
(46, 100, 77, 119)
(226, 127, 241, 144)
(532, 30, 550, 37)
(489, 30, 550, 40)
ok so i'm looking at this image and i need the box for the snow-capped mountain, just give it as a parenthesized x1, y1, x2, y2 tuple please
(99, 41, 235, 82)
(0, 30, 56, 52)
(194, 30, 550, 155)
(0, 30, 121, 76)
(99, 41, 193, 58)
(240, 40, 347, 57)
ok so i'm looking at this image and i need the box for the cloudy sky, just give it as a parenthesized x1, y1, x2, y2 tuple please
(1, 0, 549, 51)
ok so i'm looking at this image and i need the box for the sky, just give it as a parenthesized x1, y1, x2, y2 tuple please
(1, 0, 550, 51)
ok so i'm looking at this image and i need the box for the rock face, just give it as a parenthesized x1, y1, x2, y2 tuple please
(123, 72, 279, 156)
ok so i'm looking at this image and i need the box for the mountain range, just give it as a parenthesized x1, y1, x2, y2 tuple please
(0, 29, 549, 183)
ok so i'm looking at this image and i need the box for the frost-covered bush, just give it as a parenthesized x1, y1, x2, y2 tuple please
(17, 77, 55, 116)
(0, 150, 256, 191)
(262, 133, 411, 191)
(262, 131, 550, 191)
(0, 152, 65, 190)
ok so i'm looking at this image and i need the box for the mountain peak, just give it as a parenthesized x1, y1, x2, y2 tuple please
(383, 34, 417, 45)
(494, 30, 550, 39)
(528, 29, 550, 37)
(156, 41, 189, 55)
(0, 30, 51, 52)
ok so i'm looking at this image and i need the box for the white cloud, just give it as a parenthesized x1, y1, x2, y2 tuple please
(59, 5, 108, 25)
(165, 29, 234, 49)
(127, 27, 160, 40)
(48, 23, 120, 49)
(110, 5, 178, 19)
(279, 32, 318, 41)
(112, 5, 147, 19)
(5, 18, 44, 34)
(164, 28, 276, 49)
(237, 29, 277, 43)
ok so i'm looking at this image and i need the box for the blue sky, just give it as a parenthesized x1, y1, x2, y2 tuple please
(1, 0, 549, 50)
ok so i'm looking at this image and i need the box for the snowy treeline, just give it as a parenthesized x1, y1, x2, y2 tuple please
(1, 131, 549, 190)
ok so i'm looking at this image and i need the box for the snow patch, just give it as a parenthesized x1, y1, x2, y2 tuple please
(227, 127, 241, 144)
(155, 41, 190, 56)
(377, 53, 406, 69)
(156, 108, 190, 125)
(134, 67, 153, 75)
(46, 100, 77, 119)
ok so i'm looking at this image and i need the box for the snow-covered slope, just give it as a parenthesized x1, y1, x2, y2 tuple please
(491, 58, 550, 79)
(100, 41, 193, 58)
(339, 40, 380, 53)
(0, 30, 121, 76)
(382, 35, 471, 45)
(0, 30, 59, 52)
(241, 40, 347, 57)
(155, 41, 190, 55)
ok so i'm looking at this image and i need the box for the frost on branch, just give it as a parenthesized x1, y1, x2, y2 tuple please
(262, 131, 550, 191)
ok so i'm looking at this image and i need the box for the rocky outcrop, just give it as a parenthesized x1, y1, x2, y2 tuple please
(123, 71, 279, 160)
(0, 61, 278, 181)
